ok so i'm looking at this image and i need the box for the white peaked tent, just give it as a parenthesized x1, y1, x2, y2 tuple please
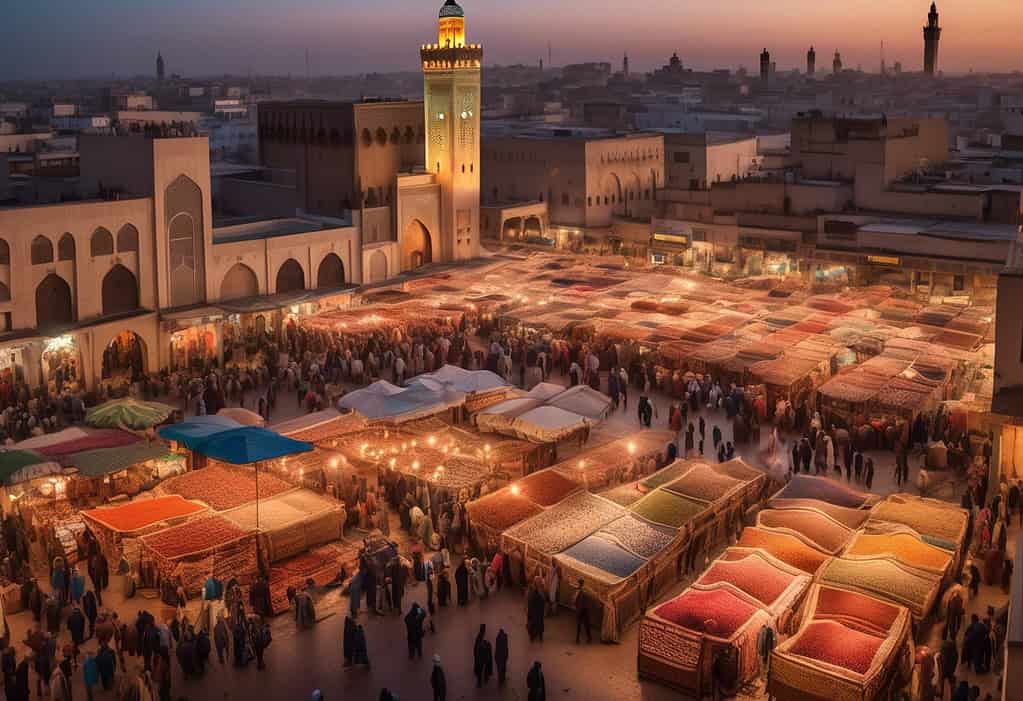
(338, 380, 465, 423)
(475, 382, 609, 442)
(407, 364, 510, 395)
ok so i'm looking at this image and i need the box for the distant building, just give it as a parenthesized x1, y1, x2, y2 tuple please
(923, 2, 941, 76)
(760, 48, 771, 83)
(156, 51, 165, 82)
(807, 46, 816, 76)
(833, 50, 843, 74)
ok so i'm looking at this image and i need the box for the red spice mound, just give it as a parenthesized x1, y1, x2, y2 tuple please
(164, 465, 291, 511)
(737, 527, 830, 574)
(788, 620, 883, 675)
(654, 588, 758, 639)
(519, 470, 577, 507)
(83, 496, 205, 533)
(466, 490, 543, 531)
(698, 556, 796, 607)
(815, 586, 901, 633)
(141, 516, 248, 560)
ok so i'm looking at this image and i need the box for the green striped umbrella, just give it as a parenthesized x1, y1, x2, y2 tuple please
(85, 398, 176, 430)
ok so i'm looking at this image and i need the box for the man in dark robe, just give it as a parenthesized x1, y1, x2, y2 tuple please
(455, 560, 469, 606)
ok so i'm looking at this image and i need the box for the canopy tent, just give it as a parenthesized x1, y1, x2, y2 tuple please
(14, 427, 90, 450)
(66, 442, 175, 478)
(407, 364, 509, 395)
(0, 450, 63, 485)
(475, 397, 544, 434)
(272, 409, 366, 443)
(36, 429, 141, 460)
(511, 405, 592, 443)
(191, 427, 313, 465)
(544, 385, 612, 420)
(85, 398, 176, 430)
(217, 407, 266, 427)
(338, 380, 465, 423)
(158, 415, 242, 451)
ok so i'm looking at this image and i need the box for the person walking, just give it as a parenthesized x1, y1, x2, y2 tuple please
(214, 613, 230, 665)
(404, 603, 426, 660)
(574, 580, 592, 644)
(495, 628, 509, 686)
(527, 586, 545, 642)
(527, 661, 546, 701)
(473, 624, 493, 687)
(430, 654, 446, 701)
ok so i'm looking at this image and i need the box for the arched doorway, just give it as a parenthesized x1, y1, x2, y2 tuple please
(221, 263, 259, 300)
(524, 216, 543, 239)
(36, 274, 73, 329)
(58, 233, 76, 261)
(276, 259, 305, 293)
(402, 219, 433, 270)
(368, 250, 388, 283)
(502, 217, 523, 241)
(102, 330, 147, 384)
(165, 175, 205, 307)
(316, 253, 345, 288)
(603, 173, 624, 216)
(101, 264, 140, 316)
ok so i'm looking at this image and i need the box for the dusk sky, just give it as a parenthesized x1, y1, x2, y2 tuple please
(3, 0, 1021, 81)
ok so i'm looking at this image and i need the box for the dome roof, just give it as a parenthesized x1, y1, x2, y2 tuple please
(439, 0, 464, 18)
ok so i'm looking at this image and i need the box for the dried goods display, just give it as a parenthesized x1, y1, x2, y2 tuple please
(642, 460, 694, 491)
(767, 498, 871, 529)
(844, 532, 953, 575)
(503, 492, 625, 556)
(735, 527, 831, 574)
(548, 431, 673, 490)
(268, 542, 359, 614)
(140, 516, 250, 560)
(663, 463, 744, 503)
(769, 585, 911, 701)
(630, 489, 709, 529)
(163, 464, 292, 511)
(517, 468, 579, 507)
(786, 620, 884, 675)
(598, 480, 647, 507)
(868, 495, 968, 552)
(756, 508, 854, 554)
(83, 496, 206, 533)
(466, 489, 543, 533)
(772, 474, 877, 509)
(560, 534, 647, 579)
(652, 587, 760, 638)
(597, 514, 677, 559)
(696, 551, 805, 609)
(818, 556, 942, 620)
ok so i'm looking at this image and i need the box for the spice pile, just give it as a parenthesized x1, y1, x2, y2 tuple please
(844, 532, 952, 574)
(598, 514, 676, 559)
(697, 554, 797, 608)
(653, 588, 758, 638)
(787, 620, 883, 675)
(664, 464, 743, 503)
(518, 469, 578, 507)
(561, 535, 647, 579)
(504, 492, 624, 556)
(163, 465, 292, 511)
(141, 516, 249, 560)
(736, 527, 830, 574)
(630, 490, 708, 529)
(83, 496, 206, 534)
(756, 508, 853, 554)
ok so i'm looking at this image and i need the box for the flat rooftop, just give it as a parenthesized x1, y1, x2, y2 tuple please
(859, 219, 1018, 241)
(212, 215, 351, 243)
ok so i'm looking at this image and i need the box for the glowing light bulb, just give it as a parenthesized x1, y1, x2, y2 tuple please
(510, 484, 521, 495)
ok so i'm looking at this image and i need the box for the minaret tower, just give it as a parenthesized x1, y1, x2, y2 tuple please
(421, 0, 482, 262)
(759, 48, 770, 83)
(923, 2, 941, 76)
(156, 51, 165, 82)
(623, 53, 629, 77)
(833, 50, 843, 74)
(807, 46, 816, 76)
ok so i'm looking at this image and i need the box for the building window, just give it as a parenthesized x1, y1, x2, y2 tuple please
(673, 151, 690, 163)
(561, 193, 569, 206)
(953, 274, 965, 292)
(587, 196, 592, 207)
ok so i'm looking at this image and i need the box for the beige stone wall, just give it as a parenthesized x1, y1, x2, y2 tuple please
(995, 273, 1023, 394)
(396, 174, 442, 271)
(0, 197, 155, 331)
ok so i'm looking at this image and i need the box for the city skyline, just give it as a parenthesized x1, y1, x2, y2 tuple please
(3, 0, 1022, 81)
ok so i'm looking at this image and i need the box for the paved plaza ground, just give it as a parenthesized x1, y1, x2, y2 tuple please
(7, 359, 1012, 701)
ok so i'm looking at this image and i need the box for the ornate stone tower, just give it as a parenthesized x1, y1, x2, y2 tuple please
(807, 46, 816, 76)
(421, 0, 482, 262)
(156, 52, 165, 82)
(833, 50, 843, 74)
(923, 2, 941, 76)
(759, 48, 771, 83)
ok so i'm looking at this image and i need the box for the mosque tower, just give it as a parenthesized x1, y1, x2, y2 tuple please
(923, 2, 941, 76)
(807, 46, 816, 76)
(156, 51, 165, 81)
(421, 0, 482, 261)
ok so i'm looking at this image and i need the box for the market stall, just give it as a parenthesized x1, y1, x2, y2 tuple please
(768, 584, 912, 701)
(81, 495, 208, 563)
(138, 515, 259, 597)
(771, 474, 879, 510)
(766, 497, 871, 530)
(816, 555, 943, 622)
(843, 530, 954, 579)
(638, 547, 812, 696)
(866, 494, 969, 555)
(550, 431, 673, 490)
(735, 526, 832, 575)
(338, 380, 466, 425)
(223, 488, 345, 563)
